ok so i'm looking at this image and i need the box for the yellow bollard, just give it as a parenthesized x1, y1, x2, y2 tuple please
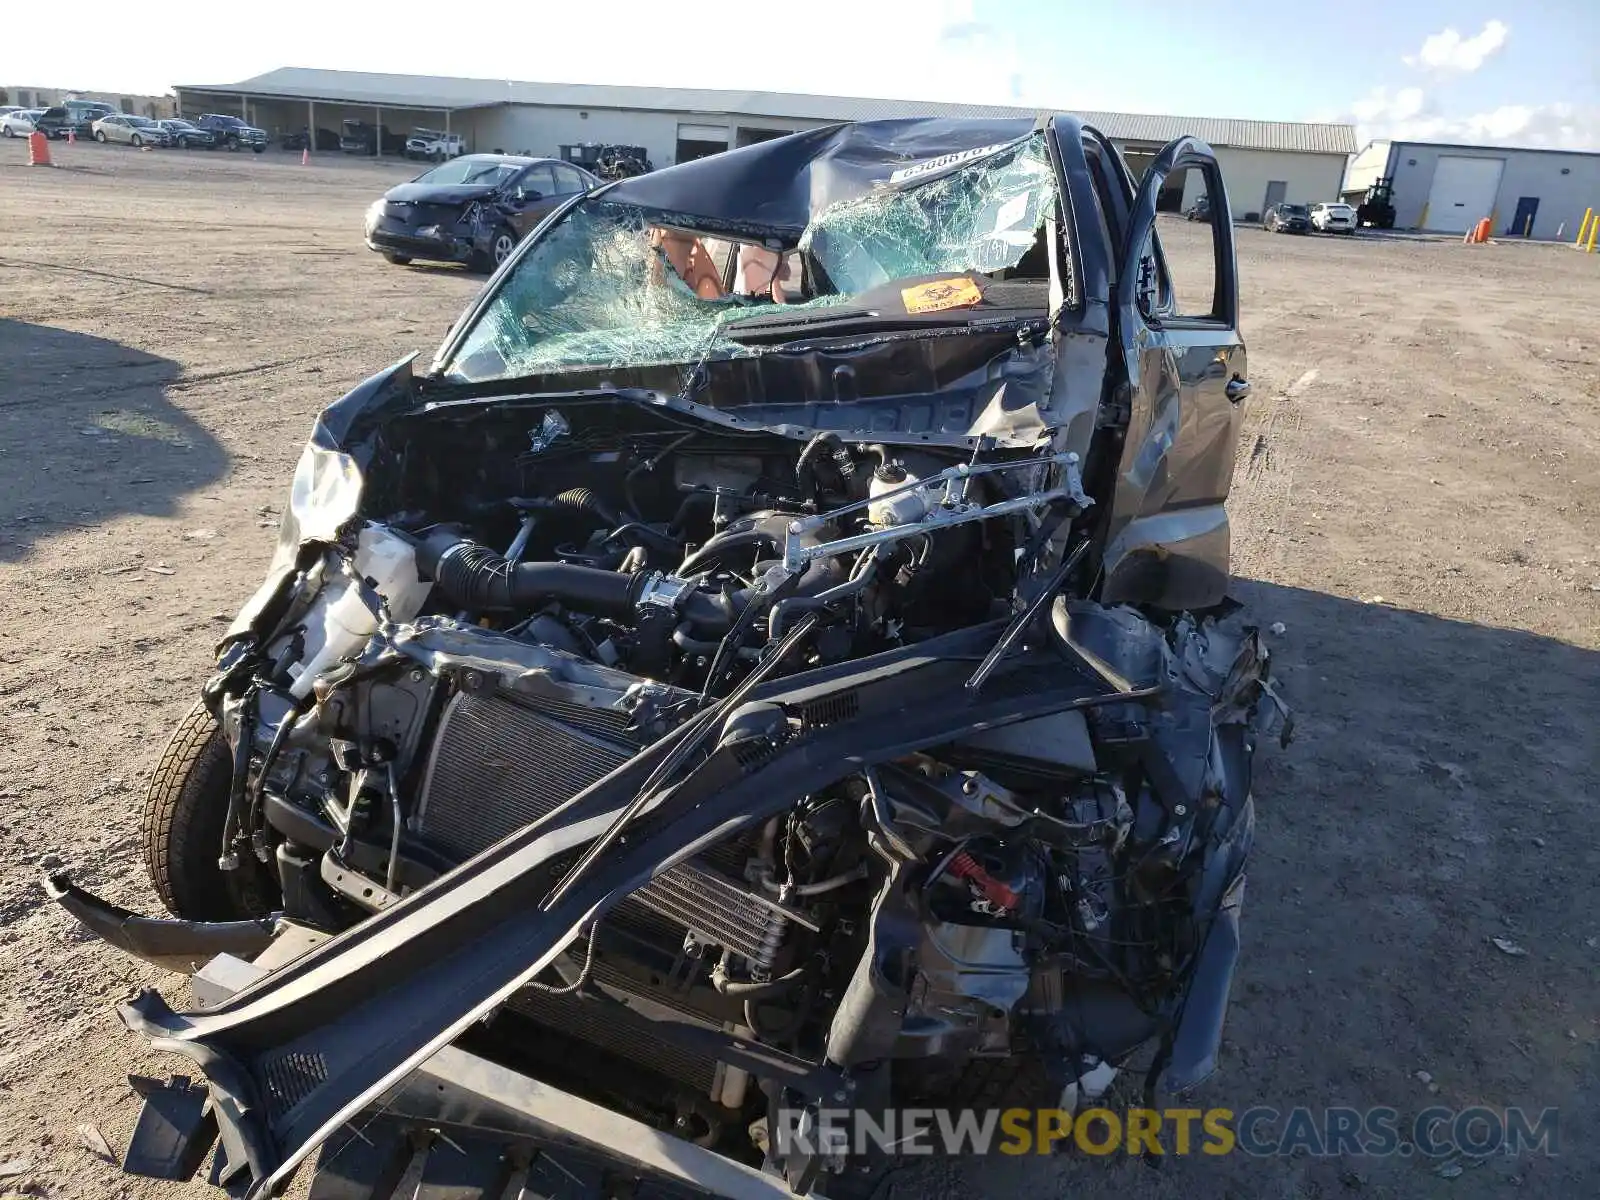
(1578, 208, 1594, 246)
(1589, 216, 1600, 254)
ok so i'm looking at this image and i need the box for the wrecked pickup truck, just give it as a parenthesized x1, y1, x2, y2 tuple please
(52, 115, 1289, 1199)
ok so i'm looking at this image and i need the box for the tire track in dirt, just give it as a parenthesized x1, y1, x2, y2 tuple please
(1230, 367, 1314, 579)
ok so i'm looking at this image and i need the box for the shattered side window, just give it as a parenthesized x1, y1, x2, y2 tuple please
(800, 136, 1058, 292)
(443, 133, 1060, 383)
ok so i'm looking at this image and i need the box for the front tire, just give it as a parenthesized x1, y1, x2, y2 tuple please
(382, 252, 413, 265)
(475, 227, 517, 271)
(95, 130, 107, 142)
(252, 144, 264, 154)
(131, 133, 143, 148)
(141, 700, 279, 920)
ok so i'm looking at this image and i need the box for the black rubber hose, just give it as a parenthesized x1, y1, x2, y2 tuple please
(712, 963, 807, 999)
(416, 534, 640, 616)
(796, 431, 853, 500)
(551, 487, 618, 526)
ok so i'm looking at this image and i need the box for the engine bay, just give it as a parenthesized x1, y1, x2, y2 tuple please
(175, 388, 1283, 1189)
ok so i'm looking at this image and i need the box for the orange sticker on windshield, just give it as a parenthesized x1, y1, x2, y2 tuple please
(901, 278, 982, 314)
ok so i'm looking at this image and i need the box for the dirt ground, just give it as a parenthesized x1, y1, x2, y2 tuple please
(0, 140, 1596, 1200)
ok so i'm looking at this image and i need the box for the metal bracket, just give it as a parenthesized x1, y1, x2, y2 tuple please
(781, 452, 1090, 574)
(320, 850, 400, 912)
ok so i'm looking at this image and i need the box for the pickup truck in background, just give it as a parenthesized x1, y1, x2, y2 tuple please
(405, 129, 466, 161)
(194, 113, 268, 152)
(340, 119, 407, 156)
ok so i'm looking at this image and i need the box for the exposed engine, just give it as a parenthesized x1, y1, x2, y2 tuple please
(189, 396, 1274, 1176)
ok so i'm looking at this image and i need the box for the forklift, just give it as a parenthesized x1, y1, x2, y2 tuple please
(1356, 177, 1396, 229)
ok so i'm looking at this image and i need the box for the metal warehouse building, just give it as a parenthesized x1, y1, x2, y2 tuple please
(1344, 139, 1600, 239)
(175, 68, 1356, 218)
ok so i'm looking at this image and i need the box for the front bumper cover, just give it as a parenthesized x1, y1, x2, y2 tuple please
(45, 873, 279, 973)
(365, 228, 473, 262)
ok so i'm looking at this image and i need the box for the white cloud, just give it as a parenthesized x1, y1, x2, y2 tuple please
(1401, 19, 1510, 74)
(1343, 86, 1600, 150)
(1349, 86, 1429, 124)
(1334, 21, 1600, 151)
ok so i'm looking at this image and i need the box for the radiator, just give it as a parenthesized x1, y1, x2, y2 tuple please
(506, 955, 721, 1094)
(414, 690, 788, 968)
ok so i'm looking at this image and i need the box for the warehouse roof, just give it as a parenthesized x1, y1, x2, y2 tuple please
(1361, 137, 1600, 159)
(177, 67, 1358, 156)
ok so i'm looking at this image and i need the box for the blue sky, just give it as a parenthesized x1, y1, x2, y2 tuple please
(7, 0, 1599, 149)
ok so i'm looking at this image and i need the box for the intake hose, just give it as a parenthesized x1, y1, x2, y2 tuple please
(795, 430, 856, 501)
(510, 488, 618, 528)
(551, 486, 618, 526)
(415, 530, 742, 629)
(415, 532, 641, 616)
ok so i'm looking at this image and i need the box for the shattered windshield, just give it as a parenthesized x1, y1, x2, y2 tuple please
(443, 133, 1058, 383)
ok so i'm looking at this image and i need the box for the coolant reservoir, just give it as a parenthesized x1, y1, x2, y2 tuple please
(286, 526, 432, 698)
(868, 462, 927, 528)
(353, 524, 432, 618)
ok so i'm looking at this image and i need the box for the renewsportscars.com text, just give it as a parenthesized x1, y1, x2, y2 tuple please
(776, 1105, 1560, 1158)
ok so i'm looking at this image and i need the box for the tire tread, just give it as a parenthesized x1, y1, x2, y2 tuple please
(140, 701, 275, 918)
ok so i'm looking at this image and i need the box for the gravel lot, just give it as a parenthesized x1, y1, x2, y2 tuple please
(1, 140, 1596, 1200)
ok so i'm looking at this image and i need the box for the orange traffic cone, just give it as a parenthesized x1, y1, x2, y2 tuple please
(1476, 217, 1492, 243)
(28, 130, 53, 167)
(301, 146, 309, 166)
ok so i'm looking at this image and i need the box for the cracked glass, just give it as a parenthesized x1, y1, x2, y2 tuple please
(444, 134, 1059, 383)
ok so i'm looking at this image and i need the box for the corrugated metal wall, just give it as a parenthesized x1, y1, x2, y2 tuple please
(1389, 143, 1600, 239)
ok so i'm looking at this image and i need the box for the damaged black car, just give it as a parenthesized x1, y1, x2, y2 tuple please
(365, 154, 600, 270)
(53, 115, 1289, 1200)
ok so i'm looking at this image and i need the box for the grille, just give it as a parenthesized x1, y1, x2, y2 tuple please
(799, 691, 860, 730)
(386, 201, 463, 229)
(416, 691, 788, 967)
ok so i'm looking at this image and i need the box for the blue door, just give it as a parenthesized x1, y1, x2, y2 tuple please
(1509, 196, 1539, 237)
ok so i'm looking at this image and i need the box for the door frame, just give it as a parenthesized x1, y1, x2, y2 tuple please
(1102, 135, 1246, 610)
(1117, 136, 1238, 330)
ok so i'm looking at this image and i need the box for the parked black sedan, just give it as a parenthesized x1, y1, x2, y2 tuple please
(155, 118, 216, 149)
(1262, 202, 1311, 234)
(363, 154, 599, 270)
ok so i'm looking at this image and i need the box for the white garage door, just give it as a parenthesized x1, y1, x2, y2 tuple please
(677, 123, 730, 144)
(1425, 156, 1505, 233)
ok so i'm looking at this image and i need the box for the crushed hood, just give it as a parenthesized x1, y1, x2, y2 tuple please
(385, 181, 503, 206)
(601, 116, 1041, 237)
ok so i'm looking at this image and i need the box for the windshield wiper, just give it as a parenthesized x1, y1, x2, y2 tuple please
(723, 307, 1033, 345)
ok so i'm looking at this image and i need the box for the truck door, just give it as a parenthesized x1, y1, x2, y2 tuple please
(1101, 136, 1249, 611)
